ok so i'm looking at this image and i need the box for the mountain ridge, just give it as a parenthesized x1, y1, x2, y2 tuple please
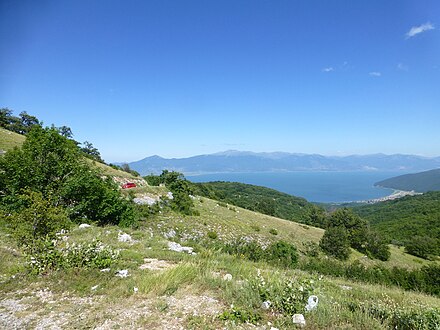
(127, 150, 440, 175)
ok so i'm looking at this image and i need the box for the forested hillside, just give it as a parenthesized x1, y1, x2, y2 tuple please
(375, 168, 440, 192)
(353, 192, 440, 258)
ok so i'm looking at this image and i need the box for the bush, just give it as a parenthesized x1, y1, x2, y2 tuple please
(219, 239, 298, 268)
(251, 270, 315, 316)
(218, 306, 262, 325)
(269, 228, 278, 235)
(207, 231, 218, 239)
(266, 241, 298, 268)
(8, 190, 70, 245)
(26, 237, 119, 274)
(319, 226, 351, 260)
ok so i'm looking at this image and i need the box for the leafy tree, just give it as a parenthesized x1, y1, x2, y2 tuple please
(328, 208, 369, 251)
(0, 126, 134, 227)
(156, 170, 197, 215)
(81, 141, 103, 162)
(405, 236, 439, 259)
(0, 108, 12, 128)
(364, 231, 390, 261)
(57, 125, 73, 139)
(319, 226, 351, 260)
(254, 198, 276, 216)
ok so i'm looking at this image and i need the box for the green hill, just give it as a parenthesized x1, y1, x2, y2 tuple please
(375, 168, 440, 192)
(353, 191, 440, 245)
(191, 181, 322, 226)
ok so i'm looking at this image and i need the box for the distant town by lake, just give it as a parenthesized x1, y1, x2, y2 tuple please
(187, 171, 412, 203)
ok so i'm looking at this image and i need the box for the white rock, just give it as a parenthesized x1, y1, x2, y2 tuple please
(164, 229, 176, 239)
(340, 285, 352, 290)
(166, 191, 174, 200)
(115, 269, 129, 278)
(223, 273, 233, 281)
(168, 241, 193, 254)
(134, 287, 138, 293)
(270, 328, 279, 330)
(79, 224, 91, 229)
(292, 314, 306, 327)
(261, 301, 271, 310)
(305, 295, 318, 311)
(118, 232, 133, 243)
(91, 285, 99, 291)
(100, 268, 111, 272)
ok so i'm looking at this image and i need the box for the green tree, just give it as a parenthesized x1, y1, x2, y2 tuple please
(81, 141, 103, 162)
(319, 226, 351, 260)
(405, 236, 438, 259)
(328, 208, 369, 252)
(365, 231, 390, 261)
(0, 108, 12, 128)
(0, 126, 134, 227)
(157, 170, 197, 215)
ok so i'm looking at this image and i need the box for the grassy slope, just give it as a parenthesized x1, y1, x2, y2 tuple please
(0, 127, 26, 152)
(192, 181, 317, 225)
(1, 198, 438, 329)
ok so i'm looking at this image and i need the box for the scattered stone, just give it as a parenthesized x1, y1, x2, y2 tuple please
(167, 241, 194, 254)
(79, 224, 91, 229)
(118, 232, 133, 243)
(261, 301, 271, 310)
(166, 191, 174, 200)
(133, 195, 159, 205)
(340, 285, 352, 291)
(164, 229, 176, 239)
(115, 269, 129, 278)
(100, 268, 110, 272)
(91, 285, 99, 291)
(223, 273, 233, 281)
(270, 328, 279, 330)
(292, 314, 306, 327)
(305, 295, 318, 311)
(133, 287, 138, 293)
(139, 258, 176, 271)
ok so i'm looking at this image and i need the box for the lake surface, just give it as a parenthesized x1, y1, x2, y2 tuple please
(187, 171, 408, 203)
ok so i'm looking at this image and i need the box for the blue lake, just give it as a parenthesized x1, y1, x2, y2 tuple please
(187, 171, 409, 203)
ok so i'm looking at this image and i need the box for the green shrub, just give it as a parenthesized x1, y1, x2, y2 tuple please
(218, 306, 262, 325)
(8, 190, 70, 245)
(319, 226, 351, 260)
(26, 237, 119, 274)
(251, 270, 315, 316)
(207, 231, 218, 239)
(266, 241, 298, 268)
(269, 228, 278, 235)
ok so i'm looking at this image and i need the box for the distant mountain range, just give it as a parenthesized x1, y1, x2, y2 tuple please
(375, 168, 440, 192)
(126, 150, 440, 175)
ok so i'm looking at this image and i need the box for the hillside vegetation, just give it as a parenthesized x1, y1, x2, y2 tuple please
(191, 181, 321, 225)
(0, 127, 26, 152)
(353, 192, 440, 258)
(375, 168, 440, 192)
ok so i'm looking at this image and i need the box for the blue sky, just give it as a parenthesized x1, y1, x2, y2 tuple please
(1, 0, 439, 162)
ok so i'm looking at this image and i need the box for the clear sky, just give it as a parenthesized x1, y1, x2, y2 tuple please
(1, 0, 439, 162)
